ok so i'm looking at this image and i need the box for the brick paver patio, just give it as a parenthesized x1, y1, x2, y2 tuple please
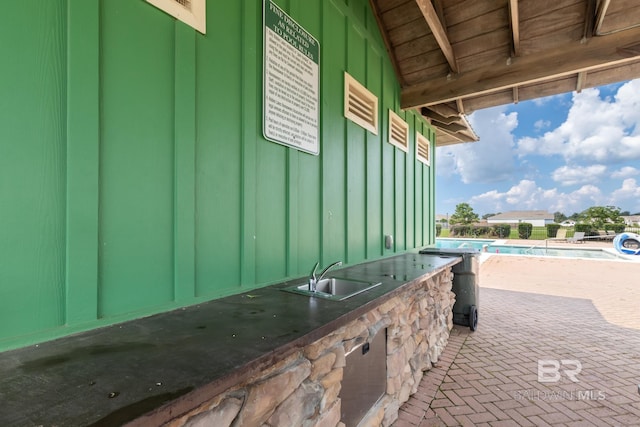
(395, 252, 640, 426)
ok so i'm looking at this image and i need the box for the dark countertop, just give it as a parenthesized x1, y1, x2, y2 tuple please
(0, 253, 460, 427)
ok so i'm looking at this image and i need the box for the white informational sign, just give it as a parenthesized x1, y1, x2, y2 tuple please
(263, 0, 320, 155)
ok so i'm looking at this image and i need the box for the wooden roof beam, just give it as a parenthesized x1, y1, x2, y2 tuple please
(401, 26, 640, 109)
(594, 0, 610, 36)
(508, 0, 520, 57)
(582, 0, 597, 40)
(414, 0, 458, 74)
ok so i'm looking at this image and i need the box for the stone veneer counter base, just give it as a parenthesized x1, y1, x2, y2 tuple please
(0, 253, 459, 427)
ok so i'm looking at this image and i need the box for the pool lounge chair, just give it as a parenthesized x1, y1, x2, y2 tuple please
(568, 231, 585, 243)
(597, 230, 616, 240)
(549, 228, 567, 241)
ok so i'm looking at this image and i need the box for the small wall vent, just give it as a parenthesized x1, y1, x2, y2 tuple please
(416, 131, 430, 165)
(146, 0, 206, 34)
(344, 72, 378, 135)
(388, 110, 408, 152)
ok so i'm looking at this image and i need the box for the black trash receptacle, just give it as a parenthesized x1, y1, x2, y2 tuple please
(419, 248, 480, 331)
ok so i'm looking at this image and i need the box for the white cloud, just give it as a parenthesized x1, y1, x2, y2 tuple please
(517, 80, 640, 162)
(469, 179, 604, 215)
(608, 178, 640, 212)
(551, 164, 607, 186)
(534, 119, 551, 131)
(532, 93, 564, 107)
(611, 166, 639, 179)
(436, 106, 517, 184)
(468, 177, 640, 215)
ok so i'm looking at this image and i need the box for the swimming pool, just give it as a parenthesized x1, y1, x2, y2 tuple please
(434, 238, 627, 260)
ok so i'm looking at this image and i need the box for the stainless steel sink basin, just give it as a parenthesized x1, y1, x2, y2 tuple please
(282, 277, 382, 301)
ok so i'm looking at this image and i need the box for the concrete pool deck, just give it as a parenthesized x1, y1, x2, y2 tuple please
(395, 251, 640, 426)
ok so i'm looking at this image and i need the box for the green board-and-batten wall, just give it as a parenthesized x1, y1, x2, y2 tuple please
(0, 0, 435, 351)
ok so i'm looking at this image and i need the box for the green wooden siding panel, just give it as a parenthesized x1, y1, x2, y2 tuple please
(346, 26, 367, 265)
(98, 0, 175, 317)
(240, 0, 259, 288)
(0, 1, 67, 341)
(66, 0, 100, 324)
(405, 114, 415, 250)
(293, 1, 322, 277)
(321, 1, 347, 266)
(174, 24, 197, 302)
(366, 51, 383, 259)
(381, 76, 395, 254)
(194, 2, 243, 296)
(256, 143, 288, 284)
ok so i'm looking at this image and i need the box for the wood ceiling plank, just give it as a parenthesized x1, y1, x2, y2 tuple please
(518, 0, 583, 21)
(388, 17, 430, 46)
(452, 28, 512, 60)
(447, 7, 510, 44)
(401, 25, 640, 108)
(402, 62, 451, 86)
(394, 34, 441, 61)
(519, 23, 584, 55)
(519, 7, 584, 39)
(399, 54, 448, 78)
(375, 0, 412, 14)
(597, 3, 640, 34)
(381, 0, 422, 30)
(442, 0, 508, 27)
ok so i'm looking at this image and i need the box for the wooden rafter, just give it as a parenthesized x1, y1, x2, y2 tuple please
(508, 0, 520, 57)
(576, 71, 587, 92)
(401, 26, 640, 109)
(414, 0, 458, 74)
(594, 0, 611, 35)
(583, 0, 597, 40)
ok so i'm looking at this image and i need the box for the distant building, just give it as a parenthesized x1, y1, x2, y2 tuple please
(436, 214, 449, 228)
(622, 215, 640, 227)
(486, 210, 554, 227)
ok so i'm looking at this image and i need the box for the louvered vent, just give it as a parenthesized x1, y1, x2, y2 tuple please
(416, 132, 430, 165)
(145, 0, 205, 33)
(174, 0, 191, 8)
(388, 110, 408, 152)
(344, 72, 378, 135)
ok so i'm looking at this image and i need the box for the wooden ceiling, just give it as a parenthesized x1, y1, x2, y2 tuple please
(369, 0, 640, 145)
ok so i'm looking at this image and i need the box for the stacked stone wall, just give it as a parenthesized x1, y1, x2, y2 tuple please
(165, 269, 455, 427)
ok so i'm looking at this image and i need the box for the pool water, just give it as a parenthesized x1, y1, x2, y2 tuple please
(434, 238, 625, 260)
(435, 239, 494, 250)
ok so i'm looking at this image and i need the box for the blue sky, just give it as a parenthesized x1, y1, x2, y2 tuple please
(435, 78, 640, 217)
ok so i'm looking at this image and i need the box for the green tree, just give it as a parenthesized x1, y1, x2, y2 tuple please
(449, 203, 479, 226)
(578, 206, 624, 229)
(553, 211, 567, 223)
(482, 212, 499, 220)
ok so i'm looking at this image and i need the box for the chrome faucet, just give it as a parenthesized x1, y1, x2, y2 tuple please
(308, 260, 343, 292)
